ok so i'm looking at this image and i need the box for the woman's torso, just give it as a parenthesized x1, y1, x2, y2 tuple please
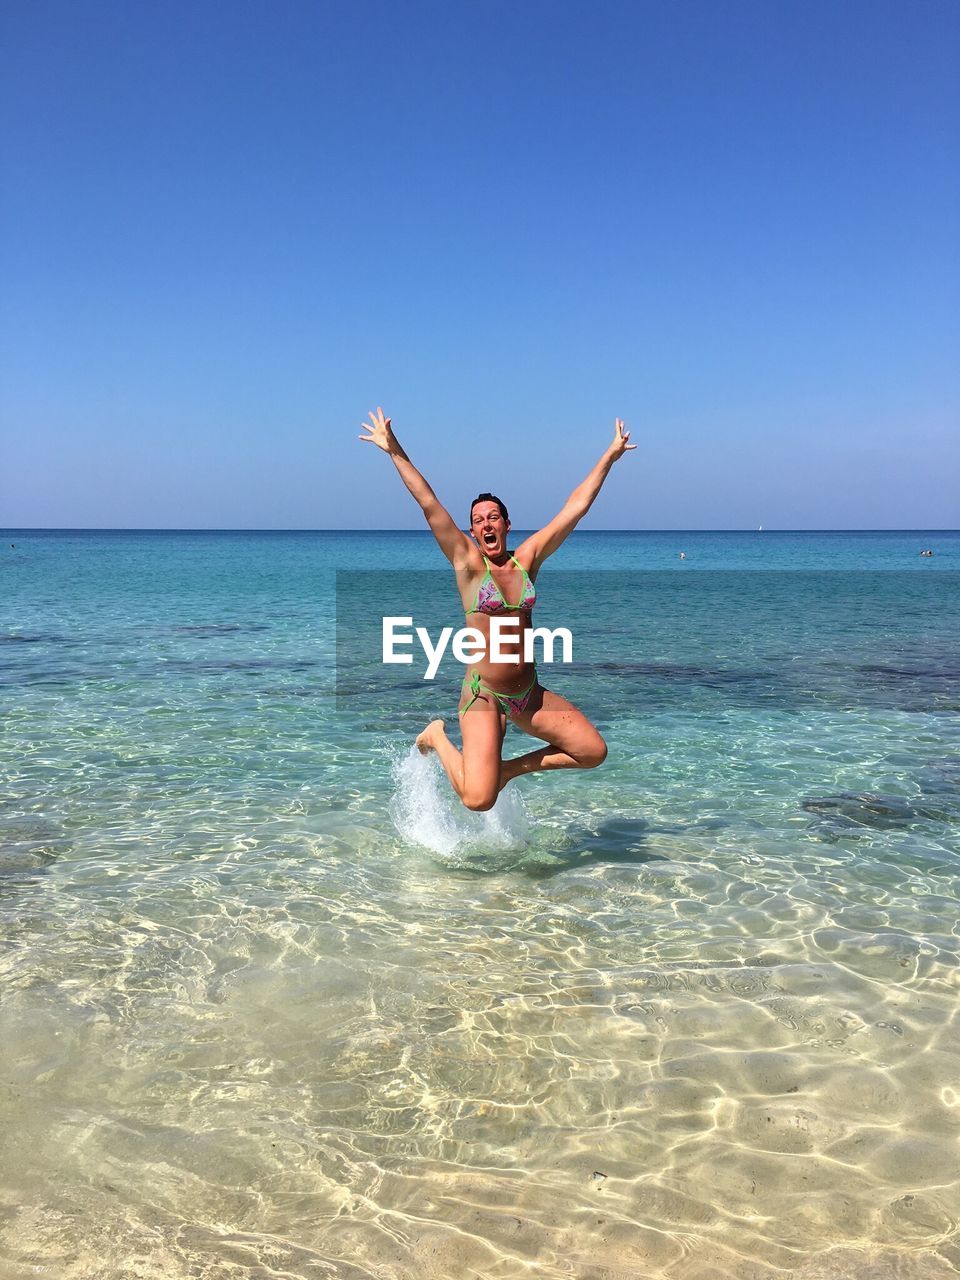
(457, 553, 537, 690)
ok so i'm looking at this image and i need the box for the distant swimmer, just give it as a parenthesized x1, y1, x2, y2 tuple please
(359, 407, 635, 811)
(679, 551, 686, 560)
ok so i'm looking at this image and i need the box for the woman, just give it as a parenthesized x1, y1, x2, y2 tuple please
(359, 407, 635, 811)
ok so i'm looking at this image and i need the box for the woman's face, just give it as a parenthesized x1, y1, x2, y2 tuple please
(470, 501, 510, 559)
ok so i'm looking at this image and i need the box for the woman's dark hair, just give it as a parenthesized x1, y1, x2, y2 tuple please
(470, 492, 510, 524)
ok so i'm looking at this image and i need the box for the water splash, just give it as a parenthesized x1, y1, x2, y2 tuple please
(389, 745, 530, 857)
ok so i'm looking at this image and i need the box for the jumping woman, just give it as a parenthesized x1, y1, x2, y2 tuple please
(359, 407, 635, 811)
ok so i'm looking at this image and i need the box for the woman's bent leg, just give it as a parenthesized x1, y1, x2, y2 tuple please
(500, 687, 607, 788)
(416, 697, 506, 812)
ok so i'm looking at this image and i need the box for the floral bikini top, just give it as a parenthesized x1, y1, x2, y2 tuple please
(465, 555, 537, 617)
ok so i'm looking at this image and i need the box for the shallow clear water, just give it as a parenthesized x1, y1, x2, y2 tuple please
(1, 529, 959, 1279)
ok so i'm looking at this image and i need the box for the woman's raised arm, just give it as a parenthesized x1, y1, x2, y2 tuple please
(517, 418, 636, 571)
(358, 408, 477, 569)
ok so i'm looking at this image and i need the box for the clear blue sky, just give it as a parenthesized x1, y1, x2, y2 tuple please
(1, 0, 957, 529)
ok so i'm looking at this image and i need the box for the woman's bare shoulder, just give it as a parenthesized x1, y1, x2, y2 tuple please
(511, 536, 540, 575)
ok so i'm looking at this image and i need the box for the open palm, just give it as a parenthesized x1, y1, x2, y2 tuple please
(358, 407, 395, 452)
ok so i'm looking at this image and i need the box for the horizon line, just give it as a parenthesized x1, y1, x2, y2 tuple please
(3, 527, 958, 535)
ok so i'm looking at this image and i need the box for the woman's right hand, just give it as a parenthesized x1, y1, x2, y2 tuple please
(358, 406, 398, 454)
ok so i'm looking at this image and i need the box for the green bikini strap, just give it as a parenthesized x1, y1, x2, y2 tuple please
(461, 669, 484, 713)
(510, 554, 533, 583)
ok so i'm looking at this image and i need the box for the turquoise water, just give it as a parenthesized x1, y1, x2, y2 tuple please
(2, 529, 959, 1279)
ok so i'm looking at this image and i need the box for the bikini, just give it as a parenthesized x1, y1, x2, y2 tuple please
(460, 555, 539, 718)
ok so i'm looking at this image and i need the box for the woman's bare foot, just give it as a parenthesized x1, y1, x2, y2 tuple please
(416, 719, 446, 754)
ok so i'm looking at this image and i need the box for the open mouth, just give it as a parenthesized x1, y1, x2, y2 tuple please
(482, 532, 498, 547)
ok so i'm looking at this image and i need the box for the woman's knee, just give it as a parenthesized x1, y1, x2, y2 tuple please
(462, 787, 498, 812)
(578, 734, 608, 769)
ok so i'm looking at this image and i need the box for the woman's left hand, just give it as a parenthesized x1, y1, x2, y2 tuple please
(608, 418, 636, 460)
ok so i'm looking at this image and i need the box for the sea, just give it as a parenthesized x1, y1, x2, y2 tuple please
(1, 529, 959, 1280)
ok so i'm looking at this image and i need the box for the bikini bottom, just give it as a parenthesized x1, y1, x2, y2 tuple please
(459, 667, 538, 719)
